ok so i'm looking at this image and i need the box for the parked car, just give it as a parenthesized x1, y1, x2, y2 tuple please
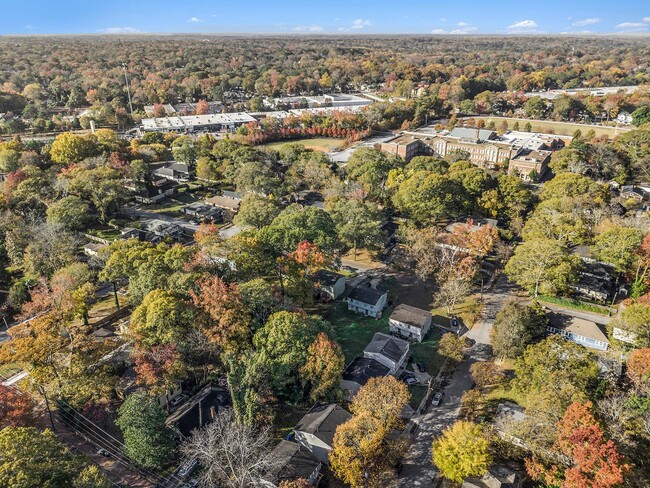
(179, 458, 198, 477)
(431, 392, 443, 406)
(415, 362, 425, 373)
(170, 394, 187, 408)
(97, 448, 111, 457)
(405, 377, 418, 385)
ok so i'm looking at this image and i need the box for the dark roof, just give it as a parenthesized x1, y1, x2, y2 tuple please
(312, 269, 345, 287)
(294, 404, 352, 447)
(166, 385, 231, 438)
(265, 441, 321, 484)
(364, 332, 409, 363)
(342, 357, 390, 386)
(348, 286, 387, 306)
(390, 304, 431, 328)
(462, 466, 521, 488)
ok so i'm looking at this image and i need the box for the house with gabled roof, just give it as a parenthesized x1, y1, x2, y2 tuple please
(312, 269, 346, 301)
(347, 285, 387, 318)
(261, 441, 322, 487)
(363, 332, 410, 374)
(293, 403, 352, 464)
(389, 304, 432, 342)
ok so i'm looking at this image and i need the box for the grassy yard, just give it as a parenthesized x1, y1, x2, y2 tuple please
(261, 137, 346, 153)
(537, 294, 611, 315)
(408, 385, 427, 410)
(326, 301, 390, 362)
(326, 301, 443, 377)
(462, 116, 630, 139)
(272, 404, 311, 442)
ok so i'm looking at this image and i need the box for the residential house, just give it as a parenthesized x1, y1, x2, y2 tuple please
(389, 304, 432, 342)
(205, 191, 243, 215)
(134, 180, 178, 204)
(347, 285, 388, 318)
(620, 185, 647, 202)
(153, 162, 192, 182)
(312, 269, 346, 301)
(546, 312, 610, 351)
(340, 357, 390, 397)
(83, 242, 107, 257)
(294, 404, 352, 464)
(462, 466, 522, 488)
(261, 441, 322, 487)
(165, 384, 231, 439)
(181, 202, 223, 223)
(363, 332, 410, 374)
(143, 219, 182, 240)
(574, 262, 615, 303)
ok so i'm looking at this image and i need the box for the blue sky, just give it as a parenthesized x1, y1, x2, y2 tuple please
(1, 0, 648, 35)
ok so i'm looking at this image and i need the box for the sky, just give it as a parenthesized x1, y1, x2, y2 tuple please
(0, 0, 649, 36)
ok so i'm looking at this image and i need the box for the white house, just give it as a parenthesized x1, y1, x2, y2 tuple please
(389, 304, 432, 342)
(294, 404, 352, 464)
(546, 313, 609, 351)
(347, 286, 388, 318)
(363, 332, 410, 374)
(312, 269, 346, 301)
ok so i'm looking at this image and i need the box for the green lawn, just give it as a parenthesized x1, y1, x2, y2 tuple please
(326, 301, 443, 377)
(261, 137, 346, 152)
(326, 302, 391, 362)
(462, 116, 630, 139)
(408, 385, 427, 410)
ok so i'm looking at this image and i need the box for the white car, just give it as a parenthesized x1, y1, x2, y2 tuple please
(179, 458, 198, 477)
(170, 394, 187, 408)
(431, 392, 443, 406)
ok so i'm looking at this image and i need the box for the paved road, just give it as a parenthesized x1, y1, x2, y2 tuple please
(538, 303, 613, 326)
(398, 344, 493, 487)
(398, 275, 513, 487)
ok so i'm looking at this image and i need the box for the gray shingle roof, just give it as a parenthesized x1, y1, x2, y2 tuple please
(364, 332, 409, 363)
(348, 286, 386, 306)
(294, 404, 352, 446)
(390, 304, 431, 329)
(342, 357, 390, 386)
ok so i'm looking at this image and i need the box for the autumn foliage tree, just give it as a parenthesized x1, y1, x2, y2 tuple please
(432, 421, 492, 483)
(190, 275, 252, 353)
(330, 376, 409, 487)
(0, 385, 37, 428)
(526, 401, 630, 488)
(300, 332, 345, 402)
(627, 348, 650, 393)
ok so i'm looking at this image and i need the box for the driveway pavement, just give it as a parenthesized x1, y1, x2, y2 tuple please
(397, 275, 513, 486)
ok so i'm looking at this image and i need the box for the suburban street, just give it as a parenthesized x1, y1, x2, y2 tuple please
(398, 274, 513, 487)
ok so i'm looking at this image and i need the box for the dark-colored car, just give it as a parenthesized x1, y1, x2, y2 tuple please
(415, 362, 425, 373)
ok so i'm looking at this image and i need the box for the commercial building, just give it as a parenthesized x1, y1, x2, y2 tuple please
(141, 112, 256, 132)
(379, 126, 567, 176)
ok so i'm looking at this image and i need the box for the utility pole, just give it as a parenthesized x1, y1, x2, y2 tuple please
(122, 63, 134, 119)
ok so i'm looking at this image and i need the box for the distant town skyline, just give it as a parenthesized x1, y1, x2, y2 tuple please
(1, 0, 649, 36)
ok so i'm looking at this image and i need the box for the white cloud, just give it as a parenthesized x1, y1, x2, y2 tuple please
(508, 20, 537, 30)
(439, 17, 447, 22)
(643, 17, 650, 22)
(351, 18, 371, 29)
(445, 22, 478, 34)
(431, 29, 446, 34)
(457, 21, 470, 26)
(188, 17, 203, 23)
(99, 26, 142, 34)
(572, 17, 601, 27)
(616, 22, 647, 29)
(293, 25, 324, 32)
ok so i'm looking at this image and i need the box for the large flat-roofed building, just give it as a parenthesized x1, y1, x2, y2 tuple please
(379, 126, 567, 173)
(141, 112, 256, 132)
(380, 128, 516, 169)
(508, 149, 551, 181)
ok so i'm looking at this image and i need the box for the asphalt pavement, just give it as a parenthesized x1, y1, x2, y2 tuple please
(397, 275, 513, 487)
